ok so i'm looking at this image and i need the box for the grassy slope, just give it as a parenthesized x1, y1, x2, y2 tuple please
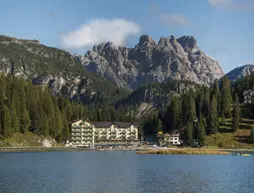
(0, 132, 60, 147)
(206, 118, 254, 149)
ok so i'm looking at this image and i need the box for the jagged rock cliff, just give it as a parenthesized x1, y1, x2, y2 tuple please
(78, 35, 224, 90)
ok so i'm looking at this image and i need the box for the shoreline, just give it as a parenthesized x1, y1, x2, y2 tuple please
(0, 146, 138, 153)
(1, 146, 254, 153)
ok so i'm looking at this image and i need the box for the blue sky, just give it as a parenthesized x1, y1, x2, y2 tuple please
(1, 0, 254, 73)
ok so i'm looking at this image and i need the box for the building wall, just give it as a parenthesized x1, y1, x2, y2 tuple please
(163, 135, 180, 145)
(93, 125, 138, 145)
(71, 120, 93, 146)
(71, 121, 139, 147)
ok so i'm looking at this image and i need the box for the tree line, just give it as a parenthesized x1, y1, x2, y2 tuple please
(143, 76, 242, 146)
(0, 74, 136, 142)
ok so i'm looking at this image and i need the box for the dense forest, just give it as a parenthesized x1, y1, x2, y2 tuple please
(1, 70, 254, 145)
(0, 74, 136, 142)
(142, 75, 254, 145)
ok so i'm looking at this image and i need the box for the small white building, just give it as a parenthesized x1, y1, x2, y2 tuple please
(157, 132, 181, 145)
(243, 89, 254, 104)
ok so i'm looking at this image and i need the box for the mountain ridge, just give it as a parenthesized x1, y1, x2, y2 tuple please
(225, 64, 254, 82)
(78, 34, 224, 90)
(0, 35, 130, 106)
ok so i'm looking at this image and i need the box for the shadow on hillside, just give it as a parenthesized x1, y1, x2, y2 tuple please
(237, 137, 252, 144)
(218, 128, 233, 133)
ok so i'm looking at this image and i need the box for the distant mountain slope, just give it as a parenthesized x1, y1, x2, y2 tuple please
(117, 79, 200, 110)
(77, 35, 224, 90)
(225, 64, 254, 81)
(0, 35, 130, 105)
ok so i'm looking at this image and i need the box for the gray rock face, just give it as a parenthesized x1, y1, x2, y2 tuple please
(225, 64, 254, 81)
(79, 35, 224, 90)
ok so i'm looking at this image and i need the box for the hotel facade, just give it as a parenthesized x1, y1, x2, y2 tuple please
(71, 120, 139, 147)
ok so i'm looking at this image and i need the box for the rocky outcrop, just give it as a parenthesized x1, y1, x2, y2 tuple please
(79, 35, 224, 90)
(225, 64, 254, 81)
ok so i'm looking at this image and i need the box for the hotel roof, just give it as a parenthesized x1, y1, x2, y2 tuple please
(93, 122, 138, 128)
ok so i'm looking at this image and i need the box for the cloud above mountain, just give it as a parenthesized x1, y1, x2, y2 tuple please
(61, 19, 141, 49)
(148, 3, 190, 27)
(208, 0, 254, 11)
(160, 14, 190, 26)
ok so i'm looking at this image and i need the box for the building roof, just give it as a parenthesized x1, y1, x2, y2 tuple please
(157, 133, 180, 137)
(93, 122, 138, 128)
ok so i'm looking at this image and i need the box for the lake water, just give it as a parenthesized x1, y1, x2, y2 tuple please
(0, 151, 254, 193)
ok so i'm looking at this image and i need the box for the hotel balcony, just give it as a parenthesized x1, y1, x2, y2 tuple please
(72, 133, 81, 137)
(84, 129, 93, 133)
(72, 129, 81, 133)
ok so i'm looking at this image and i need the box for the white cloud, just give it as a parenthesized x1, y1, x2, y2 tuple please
(208, 0, 254, 11)
(160, 14, 190, 26)
(61, 19, 141, 49)
(208, 0, 231, 7)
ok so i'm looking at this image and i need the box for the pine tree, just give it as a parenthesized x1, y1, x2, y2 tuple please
(19, 86, 30, 132)
(187, 95, 196, 123)
(156, 119, 163, 132)
(20, 110, 31, 133)
(211, 79, 220, 112)
(197, 115, 206, 146)
(202, 87, 210, 118)
(166, 97, 181, 131)
(42, 112, 49, 136)
(62, 114, 70, 141)
(196, 91, 203, 118)
(54, 107, 63, 142)
(5, 75, 13, 108)
(232, 94, 241, 132)
(64, 101, 73, 122)
(184, 121, 193, 146)
(96, 110, 101, 121)
(42, 90, 55, 136)
(12, 91, 20, 124)
(220, 76, 232, 118)
(110, 107, 117, 121)
(0, 74, 6, 133)
(3, 105, 12, 138)
(10, 101, 19, 133)
(78, 105, 85, 119)
(251, 127, 254, 143)
(209, 95, 219, 134)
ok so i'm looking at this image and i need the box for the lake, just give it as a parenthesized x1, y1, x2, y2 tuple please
(0, 151, 254, 193)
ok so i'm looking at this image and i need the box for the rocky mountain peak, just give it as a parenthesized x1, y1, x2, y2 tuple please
(158, 37, 172, 48)
(177, 36, 197, 52)
(79, 34, 224, 90)
(92, 41, 115, 53)
(138, 35, 156, 47)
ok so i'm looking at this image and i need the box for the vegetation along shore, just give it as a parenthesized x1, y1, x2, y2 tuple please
(136, 149, 230, 155)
